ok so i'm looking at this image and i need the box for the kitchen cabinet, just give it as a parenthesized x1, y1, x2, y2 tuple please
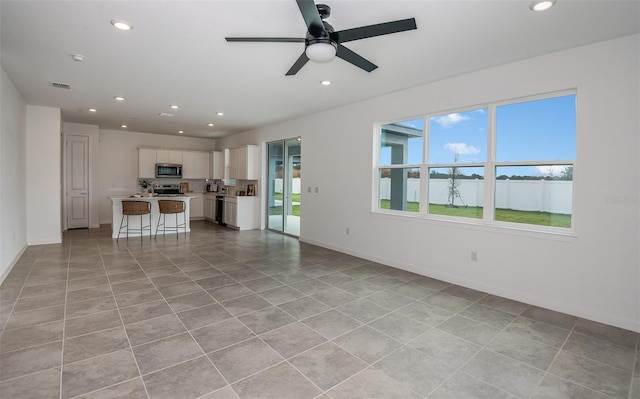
(223, 197, 238, 227)
(157, 150, 183, 164)
(189, 194, 204, 219)
(224, 196, 259, 230)
(212, 151, 223, 180)
(228, 145, 258, 180)
(138, 148, 157, 178)
(204, 193, 216, 221)
(182, 151, 211, 179)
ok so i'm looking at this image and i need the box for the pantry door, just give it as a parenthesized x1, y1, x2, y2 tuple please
(66, 135, 90, 229)
(267, 138, 301, 236)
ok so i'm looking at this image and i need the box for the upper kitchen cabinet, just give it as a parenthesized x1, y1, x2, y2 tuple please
(182, 151, 211, 179)
(229, 145, 258, 180)
(138, 148, 157, 178)
(212, 151, 224, 180)
(157, 150, 183, 164)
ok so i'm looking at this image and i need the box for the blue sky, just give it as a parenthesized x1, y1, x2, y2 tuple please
(380, 94, 576, 177)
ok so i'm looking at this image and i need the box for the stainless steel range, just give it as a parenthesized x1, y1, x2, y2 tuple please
(153, 184, 181, 196)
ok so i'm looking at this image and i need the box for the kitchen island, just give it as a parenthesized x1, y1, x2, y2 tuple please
(108, 196, 192, 238)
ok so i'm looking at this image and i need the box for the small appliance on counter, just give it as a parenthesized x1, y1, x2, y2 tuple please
(206, 180, 221, 192)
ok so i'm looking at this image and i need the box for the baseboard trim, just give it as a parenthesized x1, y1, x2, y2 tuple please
(300, 237, 640, 333)
(0, 244, 28, 285)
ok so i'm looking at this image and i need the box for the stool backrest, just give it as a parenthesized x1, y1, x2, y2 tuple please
(122, 201, 151, 215)
(158, 200, 185, 214)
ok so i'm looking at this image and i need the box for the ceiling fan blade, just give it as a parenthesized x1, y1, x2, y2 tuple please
(225, 37, 305, 43)
(336, 44, 377, 72)
(296, 0, 327, 38)
(332, 18, 417, 43)
(286, 52, 310, 76)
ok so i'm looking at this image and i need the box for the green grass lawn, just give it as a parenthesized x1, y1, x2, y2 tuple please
(379, 200, 571, 228)
(273, 193, 301, 202)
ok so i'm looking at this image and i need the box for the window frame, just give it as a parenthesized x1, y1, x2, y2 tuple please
(373, 90, 577, 234)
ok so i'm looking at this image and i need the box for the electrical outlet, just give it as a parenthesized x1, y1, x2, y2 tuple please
(315, 187, 319, 193)
(346, 227, 350, 235)
(470, 251, 478, 262)
(307, 186, 311, 193)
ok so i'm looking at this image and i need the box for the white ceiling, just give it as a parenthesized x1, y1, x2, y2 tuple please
(1, 0, 638, 138)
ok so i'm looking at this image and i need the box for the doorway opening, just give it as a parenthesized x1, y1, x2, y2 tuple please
(267, 138, 301, 236)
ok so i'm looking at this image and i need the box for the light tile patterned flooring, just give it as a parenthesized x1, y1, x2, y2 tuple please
(0, 221, 638, 399)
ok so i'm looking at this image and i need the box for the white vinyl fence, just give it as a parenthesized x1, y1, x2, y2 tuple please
(276, 177, 572, 214)
(379, 178, 572, 214)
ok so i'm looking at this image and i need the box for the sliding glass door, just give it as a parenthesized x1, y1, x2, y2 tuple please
(267, 138, 301, 236)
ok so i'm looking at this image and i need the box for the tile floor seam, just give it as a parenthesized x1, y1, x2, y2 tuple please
(423, 300, 547, 399)
(96, 245, 152, 399)
(527, 316, 592, 399)
(141, 255, 239, 398)
(65, 376, 143, 399)
(630, 337, 639, 399)
(57, 244, 72, 399)
(0, 263, 37, 337)
(6, 227, 639, 399)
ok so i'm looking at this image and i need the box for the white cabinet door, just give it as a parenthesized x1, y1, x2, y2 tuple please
(204, 196, 216, 220)
(182, 151, 196, 179)
(157, 150, 183, 164)
(190, 195, 204, 219)
(194, 151, 210, 179)
(245, 145, 258, 180)
(224, 198, 238, 227)
(138, 148, 157, 178)
(182, 151, 210, 179)
(228, 148, 239, 179)
(228, 145, 258, 180)
(212, 151, 223, 180)
(236, 147, 248, 180)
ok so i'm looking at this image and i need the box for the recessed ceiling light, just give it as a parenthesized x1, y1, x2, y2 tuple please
(207, 123, 214, 127)
(216, 112, 224, 116)
(170, 105, 179, 109)
(88, 108, 97, 112)
(114, 96, 125, 101)
(320, 80, 332, 86)
(71, 54, 85, 62)
(111, 20, 133, 31)
(121, 124, 128, 128)
(178, 130, 184, 134)
(529, 0, 556, 11)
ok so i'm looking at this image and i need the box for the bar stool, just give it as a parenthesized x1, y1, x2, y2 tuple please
(117, 201, 151, 241)
(155, 200, 187, 239)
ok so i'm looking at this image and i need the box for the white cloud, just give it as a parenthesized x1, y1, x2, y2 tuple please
(535, 165, 566, 176)
(433, 113, 470, 128)
(445, 142, 480, 155)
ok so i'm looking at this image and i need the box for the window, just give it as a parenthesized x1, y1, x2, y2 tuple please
(428, 108, 487, 220)
(375, 92, 576, 230)
(377, 120, 423, 213)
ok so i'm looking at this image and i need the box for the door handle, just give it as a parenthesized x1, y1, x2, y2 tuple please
(80, 192, 88, 195)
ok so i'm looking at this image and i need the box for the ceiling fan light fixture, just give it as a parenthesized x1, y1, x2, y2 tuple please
(305, 42, 337, 63)
(529, 0, 556, 12)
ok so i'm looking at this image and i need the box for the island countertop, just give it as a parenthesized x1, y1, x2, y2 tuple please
(108, 196, 192, 238)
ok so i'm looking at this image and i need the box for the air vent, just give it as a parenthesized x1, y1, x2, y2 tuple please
(51, 82, 71, 89)
(158, 112, 174, 117)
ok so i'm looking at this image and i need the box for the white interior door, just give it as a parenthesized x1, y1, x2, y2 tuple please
(66, 135, 89, 229)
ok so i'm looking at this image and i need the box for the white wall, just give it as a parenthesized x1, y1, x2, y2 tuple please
(217, 35, 640, 331)
(97, 129, 216, 224)
(0, 67, 27, 282)
(26, 105, 61, 245)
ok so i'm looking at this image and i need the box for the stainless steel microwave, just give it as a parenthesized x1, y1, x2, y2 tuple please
(156, 163, 182, 178)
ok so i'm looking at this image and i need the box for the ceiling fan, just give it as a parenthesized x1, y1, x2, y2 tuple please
(225, 0, 417, 76)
